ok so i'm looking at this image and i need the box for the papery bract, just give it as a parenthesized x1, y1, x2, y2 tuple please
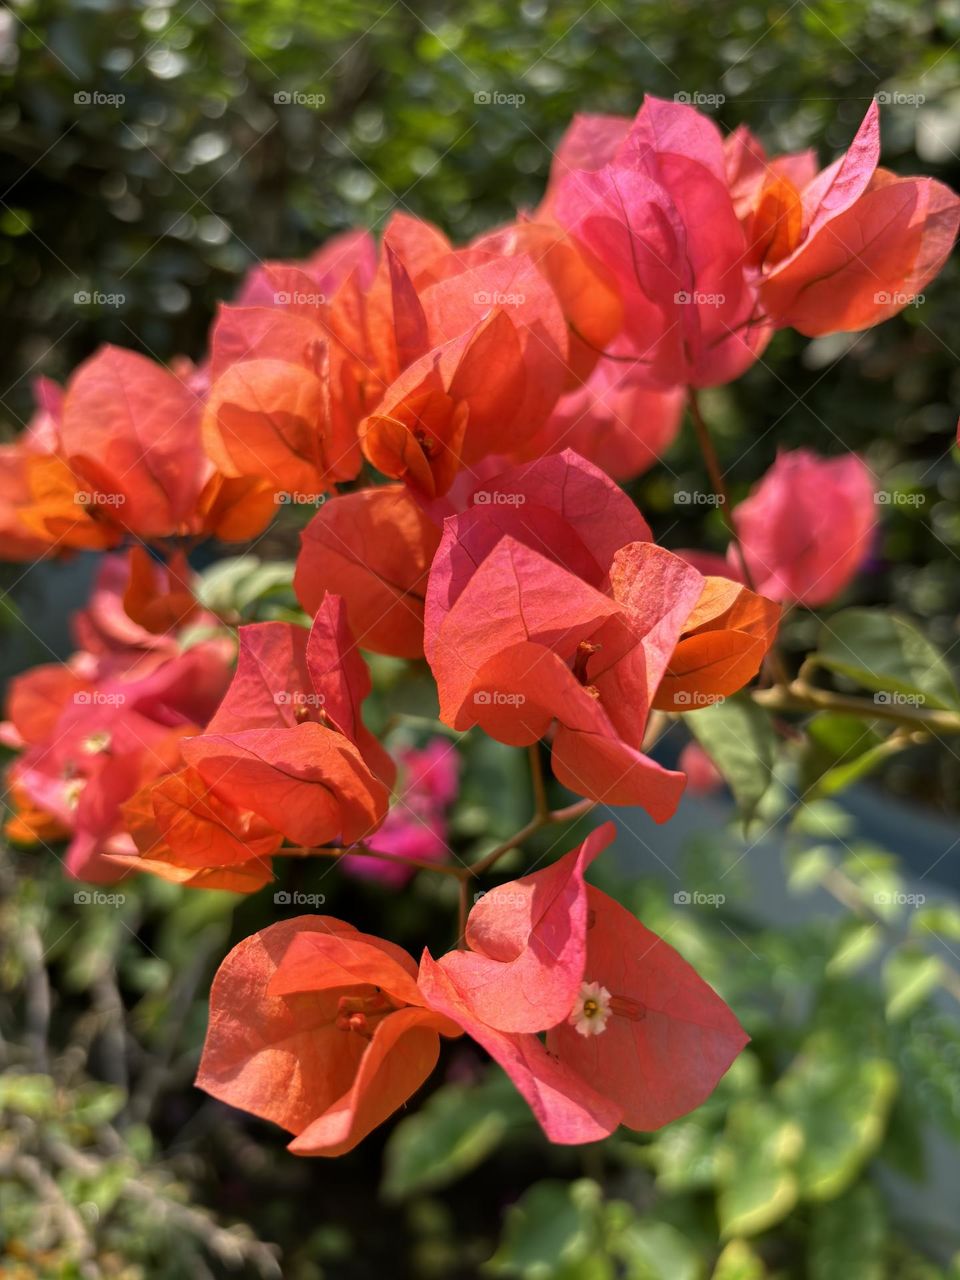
(732, 449, 875, 607)
(195, 917, 461, 1156)
(425, 451, 777, 818)
(514, 359, 684, 480)
(552, 97, 769, 388)
(127, 598, 392, 882)
(295, 484, 442, 658)
(419, 823, 747, 1141)
(728, 102, 960, 335)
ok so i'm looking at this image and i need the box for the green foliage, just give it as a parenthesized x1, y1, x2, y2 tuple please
(814, 610, 960, 711)
(687, 696, 778, 825)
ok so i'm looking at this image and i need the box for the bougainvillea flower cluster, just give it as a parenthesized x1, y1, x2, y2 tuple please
(1, 95, 955, 1154)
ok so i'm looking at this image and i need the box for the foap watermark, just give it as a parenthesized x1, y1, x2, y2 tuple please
(874, 691, 926, 707)
(473, 890, 527, 907)
(875, 490, 926, 508)
(474, 90, 525, 107)
(274, 90, 326, 108)
(274, 890, 327, 908)
(674, 289, 726, 307)
(473, 490, 526, 506)
(673, 691, 726, 708)
(274, 290, 326, 306)
(874, 289, 924, 307)
(74, 290, 125, 309)
(74, 690, 126, 707)
(75, 491, 125, 508)
(674, 91, 725, 108)
(876, 90, 925, 108)
(74, 90, 125, 107)
(275, 491, 326, 506)
(473, 690, 526, 707)
(274, 691, 326, 708)
(874, 890, 926, 907)
(674, 889, 726, 907)
(674, 490, 725, 506)
(75, 890, 126, 907)
(474, 289, 525, 308)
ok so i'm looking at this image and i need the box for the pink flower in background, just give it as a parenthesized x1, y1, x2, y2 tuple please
(679, 741, 725, 795)
(732, 449, 876, 607)
(345, 739, 460, 886)
(513, 360, 684, 481)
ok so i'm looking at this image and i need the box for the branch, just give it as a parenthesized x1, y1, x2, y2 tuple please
(752, 680, 960, 734)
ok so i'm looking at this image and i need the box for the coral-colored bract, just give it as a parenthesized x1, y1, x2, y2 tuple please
(420, 823, 748, 1142)
(423, 451, 778, 817)
(196, 917, 461, 1157)
(1, 92, 956, 1158)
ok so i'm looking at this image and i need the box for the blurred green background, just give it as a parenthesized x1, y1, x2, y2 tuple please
(3, 1, 960, 1277)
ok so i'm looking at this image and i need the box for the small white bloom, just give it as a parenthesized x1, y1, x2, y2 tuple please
(568, 980, 612, 1037)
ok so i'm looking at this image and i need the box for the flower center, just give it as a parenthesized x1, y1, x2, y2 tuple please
(569, 980, 612, 1037)
(335, 988, 399, 1039)
(568, 980, 646, 1037)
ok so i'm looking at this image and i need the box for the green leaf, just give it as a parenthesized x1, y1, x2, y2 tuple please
(382, 1070, 529, 1200)
(808, 1184, 886, 1280)
(606, 1209, 704, 1280)
(687, 696, 778, 825)
(716, 1100, 803, 1238)
(911, 904, 960, 943)
(798, 712, 888, 800)
(486, 1179, 604, 1278)
(787, 845, 835, 894)
(775, 1035, 898, 1200)
(647, 1110, 722, 1193)
(883, 948, 942, 1021)
(826, 921, 883, 977)
(711, 1240, 766, 1280)
(815, 609, 960, 711)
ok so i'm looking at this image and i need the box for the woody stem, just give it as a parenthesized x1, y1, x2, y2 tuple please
(751, 680, 960, 733)
(289, 843, 466, 878)
(686, 388, 755, 590)
(528, 743, 549, 819)
(687, 389, 792, 688)
(467, 797, 597, 879)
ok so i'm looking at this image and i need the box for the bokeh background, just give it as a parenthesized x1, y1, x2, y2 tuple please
(3, 1, 960, 1277)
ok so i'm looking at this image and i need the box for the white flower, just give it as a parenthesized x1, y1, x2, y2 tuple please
(568, 980, 612, 1037)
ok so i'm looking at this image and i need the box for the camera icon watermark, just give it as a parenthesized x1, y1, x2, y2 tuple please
(875, 490, 925, 507)
(273, 290, 326, 306)
(874, 691, 926, 707)
(473, 490, 526, 506)
(274, 691, 325, 708)
(674, 490, 725, 506)
(74, 890, 126, 907)
(274, 890, 327, 907)
(473, 889, 527, 906)
(876, 90, 925, 107)
(74, 290, 125, 308)
(674, 289, 726, 307)
(674, 91, 725, 108)
(673, 889, 726, 907)
(74, 690, 126, 706)
(673, 691, 726, 708)
(874, 290, 924, 307)
(275, 491, 326, 505)
(75, 491, 126, 508)
(474, 90, 525, 107)
(274, 90, 326, 108)
(874, 890, 925, 907)
(473, 690, 526, 707)
(74, 90, 125, 107)
(473, 289, 525, 308)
